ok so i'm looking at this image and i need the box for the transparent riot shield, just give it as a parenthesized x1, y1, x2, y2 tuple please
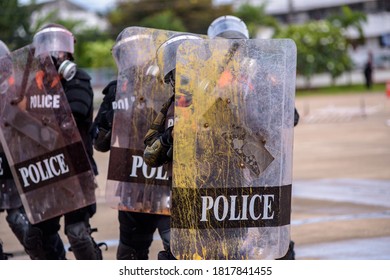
(105, 27, 182, 214)
(0, 53, 22, 210)
(0, 146, 22, 210)
(172, 39, 297, 259)
(0, 45, 97, 224)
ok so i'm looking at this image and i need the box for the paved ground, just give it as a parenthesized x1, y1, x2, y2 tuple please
(1, 91, 390, 260)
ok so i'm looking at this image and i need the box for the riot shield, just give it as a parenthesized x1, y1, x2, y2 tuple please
(105, 27, 182, 214)
(0, 145, 22, 210)
(171, 39, 296, 259)
(0, 45, 97, 224)
(0, 53, 22, 210)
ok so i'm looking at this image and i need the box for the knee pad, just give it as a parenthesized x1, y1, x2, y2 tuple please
(23, 228, 66, 260)
(6, 208, 30, 246)
(66, 222, 102, 260)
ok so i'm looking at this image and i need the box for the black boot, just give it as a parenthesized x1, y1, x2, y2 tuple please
(276, 241, 295, 260)
(157, 250, 176, 260)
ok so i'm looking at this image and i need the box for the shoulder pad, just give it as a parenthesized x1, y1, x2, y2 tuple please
(74, 69, 92, 81)
(102, 80, 117, 96)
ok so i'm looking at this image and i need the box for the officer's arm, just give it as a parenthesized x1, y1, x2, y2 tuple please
(143, 95, 175, 167)
(66, 85, 92, 122)
(92, 81, 116, 152)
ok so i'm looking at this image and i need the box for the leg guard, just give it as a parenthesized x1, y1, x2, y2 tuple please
(42, 233, 67, 260)
(118, 211, 153, 260)
(66, 221, 103, 260)
(23, 226, 66, 260)
(24, 226, 45, 259)
(116, 241, 138, 260)
(156, 216, 171, 253)
(5, 208, 30, 246)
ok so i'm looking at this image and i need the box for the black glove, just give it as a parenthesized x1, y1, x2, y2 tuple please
(92, 80, 117, 133)
(93, 128, 112, 152)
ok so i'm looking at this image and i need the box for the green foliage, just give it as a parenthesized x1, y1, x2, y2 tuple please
(140, 10, 187, 31)
(234, 3, 280, 38)
(72, 27, 113, 68)
(77, 39, 116, 68)
(275, 20, 352, 85)
(327, 5, 367, 46)
(107, 0, 233, 36)
(296, 83, 385, 96)
(0, 0, 31, 49)
(29, 9, 61, 35)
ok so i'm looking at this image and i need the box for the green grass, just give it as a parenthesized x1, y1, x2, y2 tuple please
(296, 83, 386, 96)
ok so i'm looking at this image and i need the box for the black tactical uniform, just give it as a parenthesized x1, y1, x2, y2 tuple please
(93, 80, 171, 260)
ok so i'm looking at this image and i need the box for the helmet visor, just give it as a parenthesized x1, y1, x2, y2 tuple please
(33, 27, 74, 57)
(156, 34, 201, 83)
(112, 34, 155, 71)
(207, 15, 249, 39)
(0, 41, 10, 58)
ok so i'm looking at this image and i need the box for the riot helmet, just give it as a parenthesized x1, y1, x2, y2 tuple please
(156, 33, 202, 85)
(112, 30, 159, 77)
(0, 40, 10, 58)
(33, 24, 77, 81)
(207, 15, 249, 39)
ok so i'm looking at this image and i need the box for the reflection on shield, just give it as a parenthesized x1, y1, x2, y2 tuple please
(0, 45, 96, 224)
(171, 39, 296, 259)
(0, 54, 22, 210)
(105, 27, 188, 215)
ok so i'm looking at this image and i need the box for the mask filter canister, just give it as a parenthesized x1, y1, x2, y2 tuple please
(58, 60, 77, 81)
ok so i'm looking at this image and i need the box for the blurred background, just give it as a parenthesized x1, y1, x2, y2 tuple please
(2, 0, 390, 90)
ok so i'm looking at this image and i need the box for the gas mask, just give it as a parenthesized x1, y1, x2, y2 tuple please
(57, 59, 77, 81)
(51, 52, 77, 81)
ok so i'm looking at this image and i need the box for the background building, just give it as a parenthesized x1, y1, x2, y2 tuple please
(30, 0, 109, 32)
(230, 0, 390, 70)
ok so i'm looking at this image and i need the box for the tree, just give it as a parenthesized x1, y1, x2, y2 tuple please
(0, 0, 32, 49)
(108, 0, 233, 37)
(327, 5, 367, 48)
(275, 20, 352, 87)
(234, 2, 280, 38)
(78, 39, 116, 68)
(140, 10, 186, 31)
